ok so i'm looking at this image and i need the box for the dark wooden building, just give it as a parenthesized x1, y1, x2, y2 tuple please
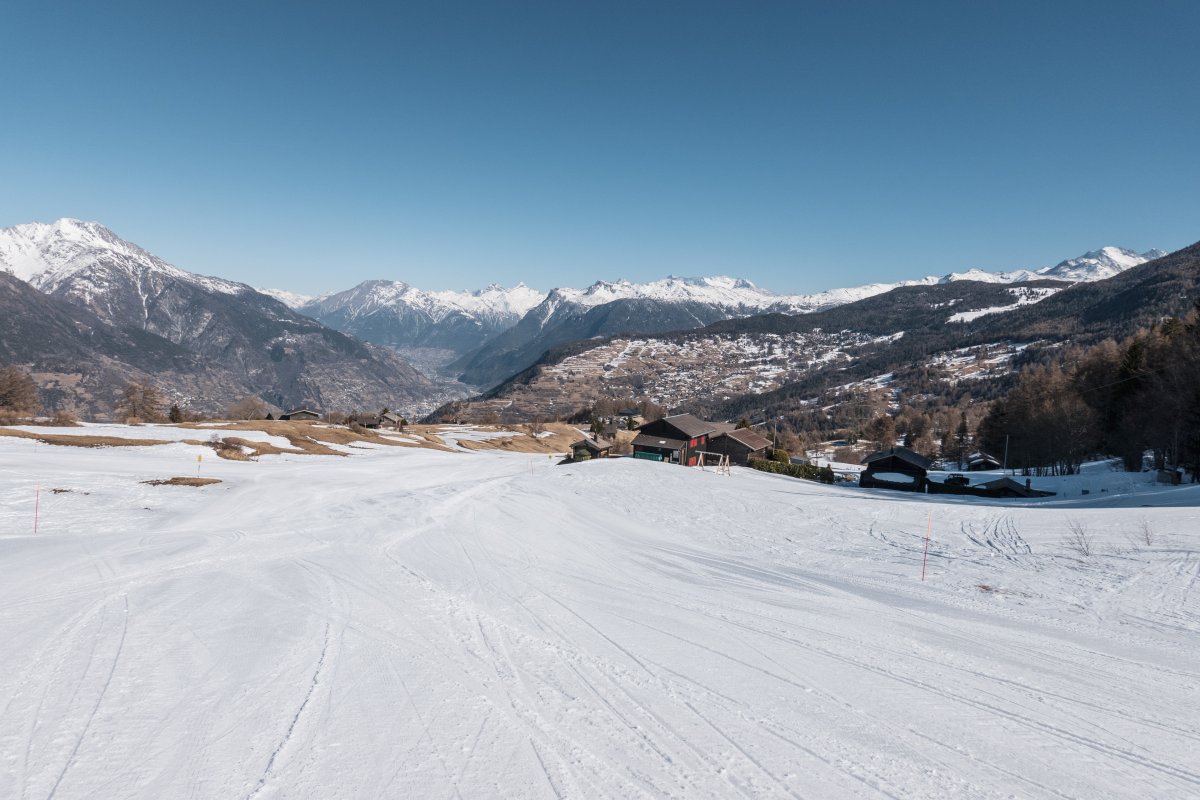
(860, 446, 933, 492)
(708, 428, 773, 465)
(967, 451, 1002, 471)
(570, 437, 611, 461)
(280, 408, 320, 421)
(351, 413, 382, 429)
(632, 413, 717, 465)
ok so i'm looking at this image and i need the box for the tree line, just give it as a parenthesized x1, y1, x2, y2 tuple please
(978, 302, 1200, 475)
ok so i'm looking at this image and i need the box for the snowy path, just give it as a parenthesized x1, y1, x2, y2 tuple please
(1, 435, 1198, 798)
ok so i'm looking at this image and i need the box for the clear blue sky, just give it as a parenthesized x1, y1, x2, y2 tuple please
(2, 0, 1197, 295)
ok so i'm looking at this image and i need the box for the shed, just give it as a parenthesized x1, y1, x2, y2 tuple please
(351, 414, 382, 429)
(708, 428, 773, 465)
(860, 446, 932, 492)
(570, 437, 611, 461)
(632, 414, 717, 466)
(380, 411, 404, 429)
(280, 408, 320, 421)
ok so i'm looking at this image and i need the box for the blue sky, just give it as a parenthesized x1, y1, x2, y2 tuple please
(2, 1, 1197, 294)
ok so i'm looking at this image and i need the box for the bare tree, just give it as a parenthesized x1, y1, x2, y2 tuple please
(117, 381, 165, 422)
(1125, 517, 1156, 550)
(1062, 519, 1095, 557)
(226, 396, 269, 420)
(0, 365, 40, 416)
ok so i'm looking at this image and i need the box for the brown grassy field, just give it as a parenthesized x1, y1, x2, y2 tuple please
(0, 420, 589, 461)
(0, 429, 171, 448)
(141, 477, 223, 487)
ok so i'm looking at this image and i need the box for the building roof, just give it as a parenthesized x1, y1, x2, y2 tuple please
(284, 408, 320, 417)
(571, 437, 610, 452)
(977, 476, 1053, 497)
(967, 451, 1000, 465)
(632, 433, 686, 452)
(716, 428, 772, 450)
(657, 413, 718, 438)
(381, 411, 402, 422)
(862, 446, 933, 470)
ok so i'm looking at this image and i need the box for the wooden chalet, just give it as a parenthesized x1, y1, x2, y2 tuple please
(570, 437, 611, 461)
(380, 411, 404, 429)
(631, 413, 717, 466)
(860, 446, 933, 492)
(280, 408, 320, 421)
(966, 451, 1002, 471)
(708, 427, 773, 465)
(351, 413, 382, 429)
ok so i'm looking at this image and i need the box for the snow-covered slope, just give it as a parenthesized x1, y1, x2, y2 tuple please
(2, 428, 1197, 798)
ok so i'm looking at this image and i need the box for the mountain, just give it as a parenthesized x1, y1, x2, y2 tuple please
(426, 242, 1199, 424)
(257, 287, 317, 308)
(445, 253, 1156, 390)
(297, 280, 544, 357)
(0, 271, 258, 415)
(0, 219, 438, 415)
(291, 248, 1161, 392)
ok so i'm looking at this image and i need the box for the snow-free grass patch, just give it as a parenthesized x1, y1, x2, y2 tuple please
(0, 428, 170, 448)
(140, 477, 223, 487)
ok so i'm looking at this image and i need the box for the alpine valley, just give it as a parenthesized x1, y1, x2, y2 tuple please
(0, 217, 1187, 422)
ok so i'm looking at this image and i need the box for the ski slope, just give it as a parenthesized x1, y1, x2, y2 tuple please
(1, 430, 1198, 799)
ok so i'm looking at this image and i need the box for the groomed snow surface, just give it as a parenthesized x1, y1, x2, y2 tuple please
(2, 431, 1198, 799)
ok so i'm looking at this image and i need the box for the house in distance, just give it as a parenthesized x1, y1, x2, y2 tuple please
(859, 446, 933, 492)
(570, 437, 612, 461)
(632, 413, 717, 465)
(708, 427, 773, 466)
(280, 408, 321, 421)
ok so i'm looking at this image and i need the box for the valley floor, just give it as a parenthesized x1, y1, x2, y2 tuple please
(1, 428, 1198, 798)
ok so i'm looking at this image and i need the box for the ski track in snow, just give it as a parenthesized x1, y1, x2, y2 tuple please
(0, 431, 1198, 798)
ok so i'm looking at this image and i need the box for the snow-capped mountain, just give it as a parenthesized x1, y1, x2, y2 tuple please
(0, 219, 436, 414)
(430, 240, 1200, 424)
(258, 287, 317, 308)
(1036, 246, 1167, 282)
(446, 247, 1166, 389)
(298, 280, 545, 356)
(0, 218, 247, 299)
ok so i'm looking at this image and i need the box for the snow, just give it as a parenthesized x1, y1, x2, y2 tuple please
(870, 471, 917, 483)
(946, 286, 1064, 323)
(301, 279, 545, 325)
(0, 218, 250, 297)
(2, 427, 1199, 798)
(257, 287, 317, 308)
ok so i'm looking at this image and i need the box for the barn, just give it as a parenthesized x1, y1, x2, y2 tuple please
(631, 414, 717, 466)
(860, 446, 932, 492)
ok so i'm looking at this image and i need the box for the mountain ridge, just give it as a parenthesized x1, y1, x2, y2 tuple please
(0, 219, 440, 416)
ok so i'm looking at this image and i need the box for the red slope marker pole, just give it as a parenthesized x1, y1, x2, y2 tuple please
(921, 509, 931, 581)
